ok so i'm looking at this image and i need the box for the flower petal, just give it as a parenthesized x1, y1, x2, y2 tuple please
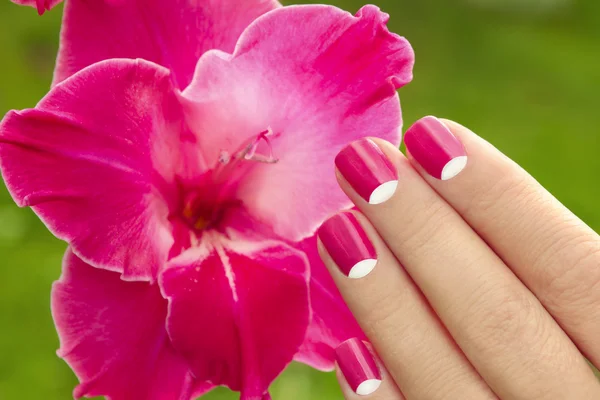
(54, 0, 281, 88)
(181, 4, 414, 241)
(0, 59, 193, 280)
(293, 235, 365, 371)
(11, 0, 61, 15)
(52, 249, 211, 400)
(160, 241, 310, 400)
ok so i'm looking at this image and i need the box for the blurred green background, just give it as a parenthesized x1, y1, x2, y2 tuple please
(0, 0, 598, 398)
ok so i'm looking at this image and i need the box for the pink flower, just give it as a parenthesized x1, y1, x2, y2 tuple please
(0, 2, 414, 399)
(11, 0, 62, 15)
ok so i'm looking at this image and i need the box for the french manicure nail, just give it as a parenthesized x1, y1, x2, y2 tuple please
(404, 116, 468, 180)
(335, 138, 398, 205)
(318, 212, 377, 279)
(336, 338, 382, 396)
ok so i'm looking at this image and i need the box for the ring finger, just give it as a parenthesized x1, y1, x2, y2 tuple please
(318, 211, 496, 399)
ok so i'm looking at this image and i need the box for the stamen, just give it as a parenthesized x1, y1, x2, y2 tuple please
(241, 128, 279, 164)
(180, 128, 280, 236)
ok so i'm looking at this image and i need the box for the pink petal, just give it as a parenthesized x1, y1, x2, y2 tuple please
(293, 235, 365, 371)
(160, 242, 310, 400)
(54, 0, 281, 88)
(181, 4, 414, 241)
(11, 0, 62, 15)
(52, 249, 211, 399)
(0, 59, 194, 280)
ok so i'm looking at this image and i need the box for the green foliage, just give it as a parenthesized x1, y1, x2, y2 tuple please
(0, 0, 598, 398)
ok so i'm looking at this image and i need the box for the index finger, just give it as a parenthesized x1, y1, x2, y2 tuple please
(404, 116, 600, 369)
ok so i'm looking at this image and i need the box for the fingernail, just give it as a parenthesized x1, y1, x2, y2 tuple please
(318, 212, 377, 279)
(404, 116, 468, 180)
(336, 339, 382, 396)
(335, 138, 398, 205)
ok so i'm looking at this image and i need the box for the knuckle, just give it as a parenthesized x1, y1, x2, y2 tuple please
(465, 281, 546, 355)
(362, 287, 411, 338)
(413, 356, 469, 398)
(399, 199, 457, 257)
(537, 231, 600, 310)
(464, 172, 532, 218)
(359, 284, 434, 358)
(465, 280, 587, 397)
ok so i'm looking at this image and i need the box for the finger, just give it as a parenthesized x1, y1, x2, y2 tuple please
(335, 339, 404, 400)
(318, 211, 496, 399)
(334, 138, 600, 399)
(404, 116, 600, 368)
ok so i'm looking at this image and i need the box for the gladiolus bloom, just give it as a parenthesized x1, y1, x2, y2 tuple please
(0, 1, 414, 399)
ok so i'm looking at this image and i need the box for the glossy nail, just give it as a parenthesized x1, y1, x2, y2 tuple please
(318, 212, 377, 279)
(336, 338, 382, 396)
(404, 116, 468, 180)
(335, 138, 398, 205)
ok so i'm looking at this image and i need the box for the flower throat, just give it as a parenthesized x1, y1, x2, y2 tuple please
(181, 129, 278, 233)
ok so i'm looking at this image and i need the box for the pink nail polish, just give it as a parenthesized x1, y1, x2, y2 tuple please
(404, 116, 467, 180)
(318, 212, 377, 279)
(335, 138, 398, 205)
(336, 339, 382, 396)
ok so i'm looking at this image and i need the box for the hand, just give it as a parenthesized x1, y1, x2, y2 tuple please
(317, 117, 600, 400)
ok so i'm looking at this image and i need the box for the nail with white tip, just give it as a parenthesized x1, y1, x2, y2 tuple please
(336, 339, 382, 396)
(335, 138, 398, 205)
(318, 212, 377, 279)
(404, 116, 468, 181)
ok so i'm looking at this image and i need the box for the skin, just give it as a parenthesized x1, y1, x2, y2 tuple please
(319, 119, 600, 399)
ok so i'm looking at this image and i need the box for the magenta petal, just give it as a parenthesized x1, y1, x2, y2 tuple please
(161, 242, 310, 399)
(52, 249, 211, 399)
(293, 235, 365, 371)
(181, 4, 415, 241)
(11, 0, 62, 15)
(0, 59, 191, 280)
(54, 0, 281, 87)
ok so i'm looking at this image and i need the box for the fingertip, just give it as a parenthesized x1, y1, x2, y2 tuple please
(436, 118, 493, 151)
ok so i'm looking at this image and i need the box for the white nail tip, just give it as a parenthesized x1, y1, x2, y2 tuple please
(348, 259, 377, 279)
(441, 156, 468, 181)
(356, 379, 382, 396)
(368, 180, 398, 205)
